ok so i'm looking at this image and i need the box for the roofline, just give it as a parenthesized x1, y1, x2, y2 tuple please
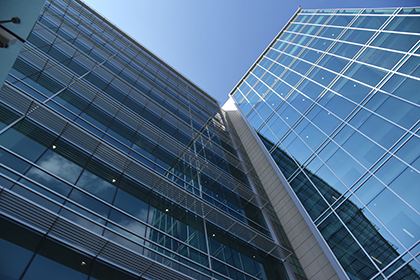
(299, 6, 420, 12)
(226, 5, 420, 100)
(76, 0, 218, 105)
(227, 7, 302, 98)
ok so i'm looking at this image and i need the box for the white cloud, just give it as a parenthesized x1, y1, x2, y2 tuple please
(27, 166, 53, 182)
(30, 152, 82, 183)
(77, 171, 116, 199)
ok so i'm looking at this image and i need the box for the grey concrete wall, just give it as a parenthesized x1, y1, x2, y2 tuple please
(223, 98, 347, 280)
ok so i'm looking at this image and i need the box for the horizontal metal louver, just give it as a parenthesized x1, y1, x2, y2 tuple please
(0, 84, 33, 114)
(49, 217, 108, 254)
(3, 57, 292, 264)
(0, 187, 201, 279)
(19, 38, 253, 207)
(0, 188, 56, 232)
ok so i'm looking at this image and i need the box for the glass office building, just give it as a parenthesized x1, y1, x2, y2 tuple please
(230, 7, 420, 280)
(2, 1, 420, 280)
(0, 0, 307, 279)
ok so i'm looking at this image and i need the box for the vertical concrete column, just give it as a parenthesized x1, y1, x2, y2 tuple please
(223, 98, 346, 280)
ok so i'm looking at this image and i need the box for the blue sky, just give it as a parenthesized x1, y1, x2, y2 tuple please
(83, 0, 419, 105)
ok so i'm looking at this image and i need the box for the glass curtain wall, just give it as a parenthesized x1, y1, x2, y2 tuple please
(0, 0, 301, 279)
(231, 7, 420, 280)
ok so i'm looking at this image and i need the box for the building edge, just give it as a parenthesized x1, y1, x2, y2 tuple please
(223, 97, 348, 280)
(227, 7, 301, 99)
(75, 0, 218, 105)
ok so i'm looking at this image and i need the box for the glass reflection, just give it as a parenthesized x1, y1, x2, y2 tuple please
(256, 134, 420, 279)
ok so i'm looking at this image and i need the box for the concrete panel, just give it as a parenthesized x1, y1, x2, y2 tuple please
(224, 101, 347, 280)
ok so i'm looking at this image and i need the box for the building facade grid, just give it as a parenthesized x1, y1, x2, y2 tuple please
(231, 6, 420, 280)
(0, 0, 306, 280)
(2, 1, 420, 280)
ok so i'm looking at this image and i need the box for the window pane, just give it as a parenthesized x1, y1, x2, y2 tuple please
(36, 150, 83, 184)
(0, 217, 43, 280)
(22, 239, 91, 280)
(0, 119, 54, 161)
(90, 260, 138, 280)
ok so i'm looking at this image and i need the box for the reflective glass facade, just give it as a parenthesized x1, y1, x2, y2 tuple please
(231, 7, 420, 280)
(0, 0, 305, 279)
